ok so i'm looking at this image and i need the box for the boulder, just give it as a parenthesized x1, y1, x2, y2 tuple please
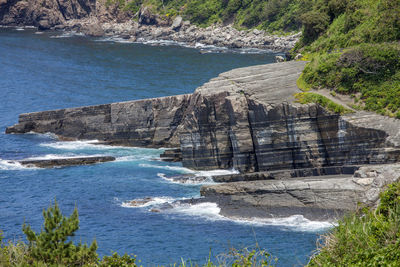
(82, 23, 104, 37)
(171, 15, 182, 31)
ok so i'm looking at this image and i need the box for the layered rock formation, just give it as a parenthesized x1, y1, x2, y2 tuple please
(7, 61, 400, 172)
(7, 94, 191, 148)
(6, 61, 400, 219)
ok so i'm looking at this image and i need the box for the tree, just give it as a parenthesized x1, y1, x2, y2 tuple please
(22, 200, 98, 266)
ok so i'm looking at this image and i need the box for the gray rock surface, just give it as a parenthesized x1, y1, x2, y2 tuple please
(200, 164, 400, 220)
(18, 156, 115, 168)
(5, 60, 400, 219)
(7, 94, 192, 148)
(7, 61, 400, 172)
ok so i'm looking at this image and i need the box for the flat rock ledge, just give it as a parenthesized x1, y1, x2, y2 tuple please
(200, 164, 400, 220)
(17, 156, 115, 168)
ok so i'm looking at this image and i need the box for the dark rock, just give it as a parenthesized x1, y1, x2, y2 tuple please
(38, 19, 50, 30)
(138, 6, 158, 25)
(18, 156, 115, 168)
(160, 148, 182, 162)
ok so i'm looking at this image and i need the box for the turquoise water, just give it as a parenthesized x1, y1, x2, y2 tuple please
(0, 28, 330, 266)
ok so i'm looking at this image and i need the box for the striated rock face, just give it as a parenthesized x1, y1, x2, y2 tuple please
(6, 61, 400, 219)
(177, 61, 400, 171)
(7, 61, 400, 171)
(200, 164, 400, 220)
(6, 94, 192, 148)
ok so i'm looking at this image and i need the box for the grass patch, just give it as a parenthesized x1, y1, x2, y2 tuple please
(308, 180, 400, 266)
(295, 92, 353, 114)
(300, 43, 400, 116)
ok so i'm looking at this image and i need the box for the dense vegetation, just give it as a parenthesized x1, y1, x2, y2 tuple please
(110, 0, 305, 32)
(0, 200, 275, 266)
(295, 0, 400, 117)
(300, 44, 400, 117)
(308, 180, 400, 266)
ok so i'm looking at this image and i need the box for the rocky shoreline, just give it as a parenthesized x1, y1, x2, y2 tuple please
(62, 17, 300, 52)
(0, 0, 299, 52)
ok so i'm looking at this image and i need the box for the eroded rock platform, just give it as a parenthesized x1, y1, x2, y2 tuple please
(6, 61, 400, 219)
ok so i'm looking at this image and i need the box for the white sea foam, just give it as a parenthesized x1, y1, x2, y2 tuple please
(24, 154, 105, 160)
(40, 140, 138, 151)
(50, 31, 84, 38)
(169, 202, 224, 220)
(139, 39, 187, 47)
(194, 169, 239, 177)
(35, 31, 44, 35)
(139, 163, 195, 173)
(140, 163, 238, 177)
(231, 215, 335, 231)
(169, 202, 334, 231)
(157, 173, 216, 185)
(0, 159, 38, 171)
(96, 36, 134, 44)
(121, 196, 178, 208)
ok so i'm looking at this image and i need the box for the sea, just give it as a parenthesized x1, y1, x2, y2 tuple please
(0, 27, 332, 266)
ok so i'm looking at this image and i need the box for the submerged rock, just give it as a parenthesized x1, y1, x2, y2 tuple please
(128, 197, 153, 207)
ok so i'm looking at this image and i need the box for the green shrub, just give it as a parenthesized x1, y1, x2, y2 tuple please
(308, 180, 400, 266)
(22, 200, 99, 266)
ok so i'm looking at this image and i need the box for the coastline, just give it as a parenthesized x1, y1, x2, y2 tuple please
(61, 17, 300, 52)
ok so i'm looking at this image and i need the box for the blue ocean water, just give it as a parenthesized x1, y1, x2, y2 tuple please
(0, 28, 331, 266)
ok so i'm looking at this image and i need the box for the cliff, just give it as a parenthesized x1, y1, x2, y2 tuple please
(8, 61, 400, 172)
(6, 61, 400, 219)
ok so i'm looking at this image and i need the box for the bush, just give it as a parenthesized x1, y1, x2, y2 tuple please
(22, 200, 99, 266)
(308, 180, 400, 266)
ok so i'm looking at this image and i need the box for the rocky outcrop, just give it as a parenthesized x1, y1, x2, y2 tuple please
(7, 61, 400, 171)
(6, 94, 192, 148)
(0, 0, 98, 29)
(200, 164, 400, 220)
(6, 61, 400, 219)
(17, 156, 115, 168)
